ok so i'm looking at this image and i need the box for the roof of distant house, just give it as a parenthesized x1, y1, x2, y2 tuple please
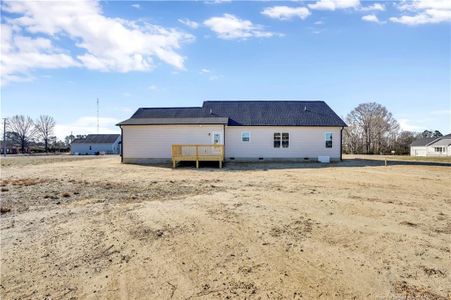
(71, 134, 120, 144)
(411, 134, 451, 147)
(410, 137, 436, 147)
(117, 101, 347, 127)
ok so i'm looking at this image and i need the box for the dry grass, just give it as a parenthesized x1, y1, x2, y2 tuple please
(0, 155, 450, 299)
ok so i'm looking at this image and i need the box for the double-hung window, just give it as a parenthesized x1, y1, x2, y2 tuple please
(325, 133, 333, 148)
(274, 132, 289, 148)
(274, 133, 281, 148)
(282, 133, 289, 148)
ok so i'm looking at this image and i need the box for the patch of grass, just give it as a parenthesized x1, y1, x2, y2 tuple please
(0, 155, 106, 168)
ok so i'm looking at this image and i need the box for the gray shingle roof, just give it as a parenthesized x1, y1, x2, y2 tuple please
(204, 101, 347, 126)
(410, 138, 436, 146)
(117, 117, 228, 125)
(117, 101, 347, 127)
(411, 134, 451, 146)
(71, 134, 120, 144)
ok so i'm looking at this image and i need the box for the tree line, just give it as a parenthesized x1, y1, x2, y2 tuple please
(3, 115, 59, 153)
(2, 103, 444, 155)
(343, 102, 443, 155)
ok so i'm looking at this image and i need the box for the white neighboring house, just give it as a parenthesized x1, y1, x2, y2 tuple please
(117, 101, 347, 164)
(71, 134, 121, 155)
(410, 134, 451, 157)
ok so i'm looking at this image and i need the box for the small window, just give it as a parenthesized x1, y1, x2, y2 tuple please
(241, 132, 250, 142)
(282, 133, 289, 148)
(89, 146, 92, 150)
(274, 133, 281, 148)
(434, 147, 444, 153)
(325, 133, 332, 148)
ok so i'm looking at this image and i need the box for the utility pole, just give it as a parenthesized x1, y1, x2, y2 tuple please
(97, 98, 100, 134)
(2, 118, 7, 157)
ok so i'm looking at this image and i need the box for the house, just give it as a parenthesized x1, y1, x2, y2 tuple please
(410, 134, 451, 156)
(0, 141, 19, 154)
(117, 101, 347, 165)
(71, 134, 121, 155)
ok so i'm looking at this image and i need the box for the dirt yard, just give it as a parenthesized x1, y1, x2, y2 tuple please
(1, 156, 450, 299)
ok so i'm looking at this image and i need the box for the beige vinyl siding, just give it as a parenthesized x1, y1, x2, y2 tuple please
(122, 125, 224, 159)
(224, 126, 341, 160)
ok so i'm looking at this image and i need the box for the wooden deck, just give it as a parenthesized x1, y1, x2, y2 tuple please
(171, 144, 224, 168)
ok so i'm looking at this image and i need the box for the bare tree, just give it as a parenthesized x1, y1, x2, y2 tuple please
(7, 115, 36, 153)
(345, 103, 399, 154)
(35, 115, 56, 152)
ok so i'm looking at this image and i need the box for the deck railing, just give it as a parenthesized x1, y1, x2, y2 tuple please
(171, 144, 224, 168)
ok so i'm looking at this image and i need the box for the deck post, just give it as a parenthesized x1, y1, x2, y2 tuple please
(196, 145, 199, 168)
(219, 161, 222, 168)
(172, 160, 176, 168)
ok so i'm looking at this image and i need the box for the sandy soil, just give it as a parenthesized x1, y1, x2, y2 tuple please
(0, 156, 450, 299)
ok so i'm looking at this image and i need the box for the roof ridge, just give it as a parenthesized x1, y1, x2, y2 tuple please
(139, 106, 203, 110)
(204, 100, 324, 103)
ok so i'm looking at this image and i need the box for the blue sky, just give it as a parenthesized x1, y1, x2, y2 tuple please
(1, 0, 450, 139)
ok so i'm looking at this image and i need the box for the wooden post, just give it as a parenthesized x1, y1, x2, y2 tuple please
(385, 158, 387, 167)
(196, 145, 199, 168)
(219, 161, 222, 168)
(173, 160, 176, 168)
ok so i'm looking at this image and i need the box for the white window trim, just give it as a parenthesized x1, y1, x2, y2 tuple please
(274, 132, 289, 149)
(241, 131, 251, 142)
(325, 132, 333, 148)
(282, 132, 289, 148)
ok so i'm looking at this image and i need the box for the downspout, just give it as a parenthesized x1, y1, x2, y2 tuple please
(223, 124, 226, 161)
(340, 127, 344, 161)
(120, 126, 124, 163)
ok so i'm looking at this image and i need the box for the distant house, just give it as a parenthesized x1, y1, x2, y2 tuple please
(0, 141, 19, 154)
(71, 134, 121, 155)
(117, 101, 347, 165)
(410, 134, 451, 156)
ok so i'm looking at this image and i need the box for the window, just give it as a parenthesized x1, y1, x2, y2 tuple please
(213, 133, 221, 144)
(325, 133, 332, 148)
(274, 133, 281, 148)
(274, 132, 289, 148)
(282, 133, 289, 148)
(241, 132, 250, 142)
(434, 147, 444, 153)
(89, 146, 92, 150)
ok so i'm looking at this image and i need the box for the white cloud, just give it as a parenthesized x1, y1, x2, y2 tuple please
(398, 118, 426, 132)
(148, 85, 158, 90)
(1, 1, 194, 84)
(204, 14, 276, 40)
(359, 3, 385, 11)
(178, 18, 199, 29)
(1, 24, 79, 85)
(54, 116, 120, 139)
(131, 4, 140, 9)
(200, 68, 211, 73)
(362, 14, 384, 24)
(390, 0, 451, 25)
(261, 6, 310, 20)
(204, 0, 231, 4)
(314, 20, 324, 25)
(308, 0, 360, 11)
(430, 109, 451, 116)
